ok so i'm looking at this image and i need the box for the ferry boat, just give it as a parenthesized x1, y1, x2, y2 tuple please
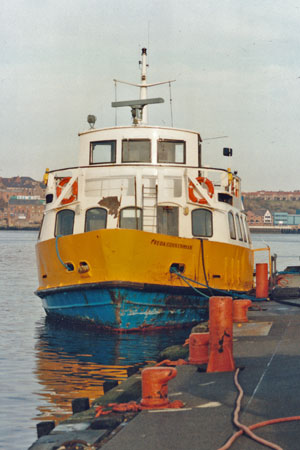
(35, 48, 254, 331)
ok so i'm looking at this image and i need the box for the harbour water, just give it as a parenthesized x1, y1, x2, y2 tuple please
(1, 230, 300, 449)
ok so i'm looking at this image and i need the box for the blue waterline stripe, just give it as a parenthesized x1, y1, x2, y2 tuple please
(45, 301, 111, 310)
(45, 299, 207, 310)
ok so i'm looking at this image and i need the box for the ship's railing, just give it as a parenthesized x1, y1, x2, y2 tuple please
(44, 164, 241, 211)
(199, 167, 241, 196)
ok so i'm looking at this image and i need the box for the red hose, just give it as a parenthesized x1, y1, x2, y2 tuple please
(218, 368, 300, 450)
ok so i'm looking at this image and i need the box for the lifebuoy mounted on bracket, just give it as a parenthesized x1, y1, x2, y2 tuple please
(188, 177, 214, 205)
(56, 177, 78, 205)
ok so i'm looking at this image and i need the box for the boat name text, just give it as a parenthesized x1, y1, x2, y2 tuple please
(150, 239, 192, 250)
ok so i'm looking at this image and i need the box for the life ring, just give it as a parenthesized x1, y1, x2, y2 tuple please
(231, 179, 239, 197)
(56, 177, 78, 204)
(188, 177, 214, 204)
(276, 275, 289, 288)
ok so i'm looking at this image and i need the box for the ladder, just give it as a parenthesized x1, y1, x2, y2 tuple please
(142, 184, 158, 232)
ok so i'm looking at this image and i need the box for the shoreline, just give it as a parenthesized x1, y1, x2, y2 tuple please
(1, 227, 299, 234)
(0, 226, 40, 231)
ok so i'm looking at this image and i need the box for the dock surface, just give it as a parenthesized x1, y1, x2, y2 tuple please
(29, 300, 300, 449)
(101, 300, 300, 450)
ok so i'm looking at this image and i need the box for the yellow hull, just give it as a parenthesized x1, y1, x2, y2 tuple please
(36, 229, 253, 292)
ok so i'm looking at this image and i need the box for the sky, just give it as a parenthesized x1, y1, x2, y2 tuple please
(1, 0, 300, 191)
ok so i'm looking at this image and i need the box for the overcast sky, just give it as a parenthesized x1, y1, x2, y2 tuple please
(1, 0, 300, 191)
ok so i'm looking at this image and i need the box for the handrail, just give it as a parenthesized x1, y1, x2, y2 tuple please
(251, 247, 272, 276)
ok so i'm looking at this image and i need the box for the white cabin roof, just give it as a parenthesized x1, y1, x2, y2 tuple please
(78, 125, 201, 139)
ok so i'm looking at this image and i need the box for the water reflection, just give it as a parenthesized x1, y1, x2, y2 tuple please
(34, 317, 189, 422)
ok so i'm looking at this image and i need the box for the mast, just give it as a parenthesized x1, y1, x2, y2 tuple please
(140, 48, 148, 124)
(112, 48, 175, 125)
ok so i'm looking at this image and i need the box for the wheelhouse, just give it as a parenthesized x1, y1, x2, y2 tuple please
(39, 125, 250, 248)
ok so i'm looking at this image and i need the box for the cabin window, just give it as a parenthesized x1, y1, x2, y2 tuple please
(55, 209, 75, 236)
(240, 215, 247, 242)
(122, 139, 151, 163)
(244, 217, 252, 243)
(228, 212, 236, 239)
(85, 208, 107, 232)
(120, 207, 143, 230)
(37, 215, 44, 240)
(236, 214, 243, 241)
(90, 140, 116, 164)
(157, 140, 185, 164)
(157, 206, 179, 236)
(192, 209, 212, 237)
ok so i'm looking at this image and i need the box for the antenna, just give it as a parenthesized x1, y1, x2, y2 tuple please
(202, 136, 229, 141)
(113, 48, 175, 125)
(111, 98, 164, 125)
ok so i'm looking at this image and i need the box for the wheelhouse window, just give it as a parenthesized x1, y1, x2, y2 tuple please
(157, 140, 185, 164)
(119, 207, 143, 230)
(236, 214, 243, 241)
(85, 208, 107, 232)
(55, 209, 75, 236)
(122, 139, 151, 163)
(192, 209, 212, 237)
(157, 206, 179, 236)
(90, 140, 116, 164)
(228, 212, 236, 239)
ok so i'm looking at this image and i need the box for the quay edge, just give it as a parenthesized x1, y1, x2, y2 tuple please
(29, 297, 300, 449)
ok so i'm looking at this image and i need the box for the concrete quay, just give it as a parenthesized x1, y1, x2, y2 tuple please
(29, 299, 300, 450)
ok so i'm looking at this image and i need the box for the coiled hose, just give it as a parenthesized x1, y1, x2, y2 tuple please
(218, 368, 300, 450)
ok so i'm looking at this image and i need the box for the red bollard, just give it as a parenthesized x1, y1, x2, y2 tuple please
(207, 296, 235, 373)
(188, 332, 209, 365)
(256, 263, 269, 298)
(233, 299, 252, 323)
(140, 366, 177, 409)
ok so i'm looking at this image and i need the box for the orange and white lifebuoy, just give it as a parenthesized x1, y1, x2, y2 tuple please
(188, 177, 214, 204)
(56, 177, 78, 205)
(230, 179, 239, 197)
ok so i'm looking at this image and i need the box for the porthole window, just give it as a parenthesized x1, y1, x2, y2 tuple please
(228, 212, 236, 240)
(157, 140, 185, 164)
(85, 208, 107, 232)
(192, 209, 212, 237)
(122, 139, 151, 163)
(55, 209, 75, 236)
(120, 207, 143, 230)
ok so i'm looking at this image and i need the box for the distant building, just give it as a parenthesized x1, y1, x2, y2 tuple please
(273, 211, 300, 226)
(7, 196, 45, 227)
(0, 176, 45, 203)
(243, 190, 300, 200)
(273, 212, 288, 226)
(246, 209, 273, 226)
(0, 177, 46, 228)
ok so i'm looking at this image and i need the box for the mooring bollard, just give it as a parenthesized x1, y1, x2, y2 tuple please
(36, 421, 55, 438)
(140, 366, 177, 409)
(103, 380, 119, 394)
(256, 263, 269, 298)
(188, 332, 209, 365)
(233, 299, 252, 323)
(71, 397, 90, 414)
(207, 296, 235, 373)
